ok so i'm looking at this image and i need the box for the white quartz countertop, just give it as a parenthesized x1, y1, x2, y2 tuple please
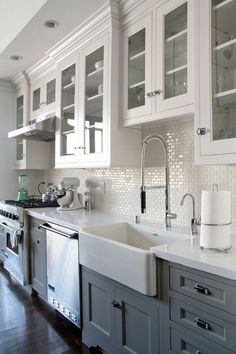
(151, 235, 236, 280)
(26, 207, 236, 281)
(26, 208, 125, 232)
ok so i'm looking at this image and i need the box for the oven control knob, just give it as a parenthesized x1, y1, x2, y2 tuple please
(12, 214, 17, 220)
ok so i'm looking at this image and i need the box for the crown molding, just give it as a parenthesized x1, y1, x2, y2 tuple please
(11, 71, 30, 89)
(26, 56, 56, 82)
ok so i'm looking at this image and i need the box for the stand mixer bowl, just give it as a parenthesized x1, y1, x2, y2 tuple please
(57, 190, 74, 208)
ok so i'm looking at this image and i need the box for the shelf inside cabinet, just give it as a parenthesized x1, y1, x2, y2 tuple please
(213, 39, 236, 68)
(63, 82, 75, 91)
(87, 93, 103, 102)
(213, 87, 236, 105)
(166, 64, 187, 76)
(212, 0, 236, 39)
(87, 67, 103, 78)
(166, 29, 187, 43)
(62, 129, 75, 135)
(129, 81, 145, 90)
(86, 93, 103, 117)
(62, 103, 75, 113)
(129, 50, 145, 62)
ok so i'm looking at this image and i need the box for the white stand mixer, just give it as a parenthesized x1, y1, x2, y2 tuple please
(57, 177, 83, 211)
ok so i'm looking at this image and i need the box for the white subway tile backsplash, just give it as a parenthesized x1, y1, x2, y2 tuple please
(44, 119, 236, 234)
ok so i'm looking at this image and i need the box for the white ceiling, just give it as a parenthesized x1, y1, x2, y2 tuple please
(0, 0, 107, 80)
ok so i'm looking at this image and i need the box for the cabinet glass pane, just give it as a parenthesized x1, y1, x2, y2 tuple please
(33, 88, 41, 111)
(128, 29, 145, 109)
(61, 64, 76, 156)
(16, 139, 23, 161)
(164, 3, 187, 99)
(16, 95, 23, 128)
(85, 46, 104, 154)
(212, 0, 236, 141)
(46, 79, 56, 105)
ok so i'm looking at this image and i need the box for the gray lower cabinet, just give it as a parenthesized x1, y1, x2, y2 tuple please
(29, 217, 47, 300)
(82, 267, 160, 354)
(167, 262, 236, 354)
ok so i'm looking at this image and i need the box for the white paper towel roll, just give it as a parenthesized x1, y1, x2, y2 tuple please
(200, 224, 231, 249)
(201, 191, 231, 225)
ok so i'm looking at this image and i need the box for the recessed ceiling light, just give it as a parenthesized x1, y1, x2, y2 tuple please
(10, 55, 23, 61)
(44, 20, 59, 28)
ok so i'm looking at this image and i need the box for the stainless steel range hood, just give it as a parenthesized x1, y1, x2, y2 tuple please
(8, 114, 56, 142)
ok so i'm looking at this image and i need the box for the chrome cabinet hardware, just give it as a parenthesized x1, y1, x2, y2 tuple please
(194, 317, 210, 330)
(194, 284, 210, 295)
(111, 300, 121, 309)
(39, 223, 78, 239)
(145, 90, 163, 97)
(197, 128, 208, 135)
(74, 146, 86, 150)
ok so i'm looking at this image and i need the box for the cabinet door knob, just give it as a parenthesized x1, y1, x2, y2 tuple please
(145, 92, 152, 97)
(197, 128, 208, 135)
(36, 240, 40, 244)
(111, 300, 121, 309)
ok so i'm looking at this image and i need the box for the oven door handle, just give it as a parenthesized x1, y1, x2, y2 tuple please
(0, 222, 13, 233)
(38, 223, 78, 239)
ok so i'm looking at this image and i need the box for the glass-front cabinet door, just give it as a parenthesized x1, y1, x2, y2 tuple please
(78, 35, 108, 165)
(156, 0, 193, 112)
(197, 0, 236, 161)
(123, 14, 152, 121)
(44, 76, 56, 115)
(55, 54, 80, 166)
(16, 94, 24, 164)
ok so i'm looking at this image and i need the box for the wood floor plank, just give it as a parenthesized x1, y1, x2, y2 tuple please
(0, 265, 100, 354)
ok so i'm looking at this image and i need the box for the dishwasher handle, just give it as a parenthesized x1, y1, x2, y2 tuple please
(38, 222, 78, 239)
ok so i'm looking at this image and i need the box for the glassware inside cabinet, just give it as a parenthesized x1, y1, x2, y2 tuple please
(16, 139, 23, 161)
(60, 64, 76, 156)
(164, 2, 187, 99)
(85, 46, 104, 154)
(128, 29, 145, 109)
(211, 0, 236, 140)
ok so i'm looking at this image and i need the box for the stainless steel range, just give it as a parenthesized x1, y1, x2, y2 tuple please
(0, 199, 58, 285)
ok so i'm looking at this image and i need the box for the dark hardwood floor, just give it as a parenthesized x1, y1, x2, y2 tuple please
(0, 265, 96, 354)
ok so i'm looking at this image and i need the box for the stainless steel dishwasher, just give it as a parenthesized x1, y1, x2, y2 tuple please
(39, 222, 80, 327)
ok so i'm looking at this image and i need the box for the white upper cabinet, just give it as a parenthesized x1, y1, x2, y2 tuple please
(195, 0, 236, 164)
(13, 74, 51, 170)
(30, 70, 56, 121)
(55, 11, 140, 168)
(122, 0, 195, 126)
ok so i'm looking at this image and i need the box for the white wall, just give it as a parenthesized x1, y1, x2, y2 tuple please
(0, 80, 18, 199)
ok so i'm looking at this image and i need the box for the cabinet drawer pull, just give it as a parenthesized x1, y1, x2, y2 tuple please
(194, 317, 210, 330)
(194, 284, 209, 295)
(111, 300, 121, 309)
(196, 351, 203, 354)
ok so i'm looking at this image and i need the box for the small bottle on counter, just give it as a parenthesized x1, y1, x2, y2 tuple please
(84, 188, 92, 211)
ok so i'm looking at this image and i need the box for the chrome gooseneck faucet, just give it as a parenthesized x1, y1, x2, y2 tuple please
(141, 134, 176, 229)
(180, 193, 199, 235)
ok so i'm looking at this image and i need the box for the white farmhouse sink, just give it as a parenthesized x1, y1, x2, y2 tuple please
(79, 222, 189, 296)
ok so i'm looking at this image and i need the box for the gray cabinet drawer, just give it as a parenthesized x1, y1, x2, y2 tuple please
(170, 297, 236, 352)
(169, 327, 234, 354)
(170, 265, 236, 315)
